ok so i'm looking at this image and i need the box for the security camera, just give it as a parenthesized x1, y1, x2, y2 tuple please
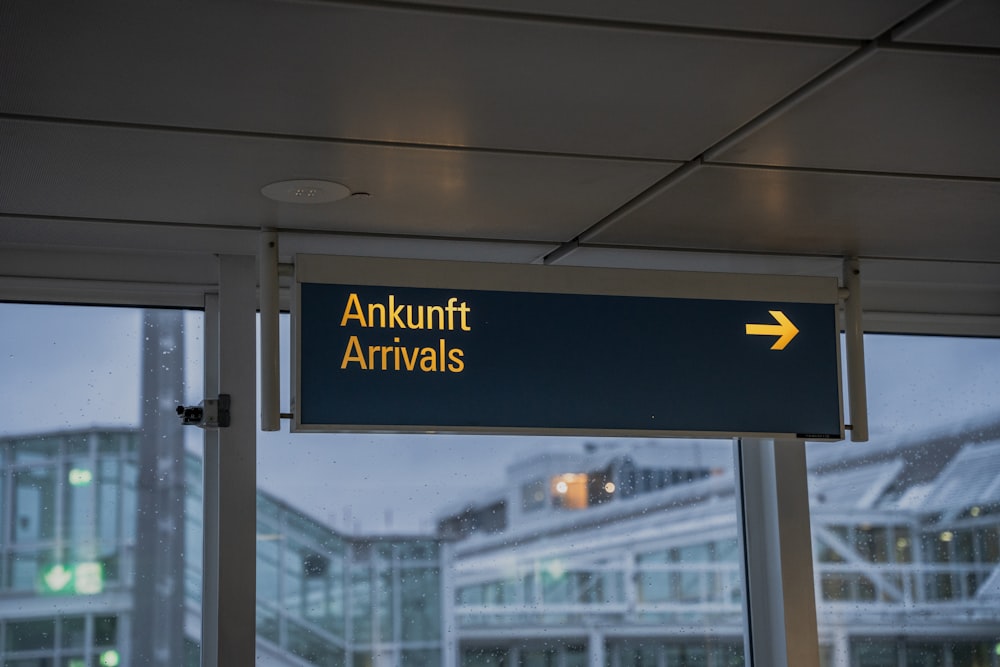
(176, 394, 230, 428)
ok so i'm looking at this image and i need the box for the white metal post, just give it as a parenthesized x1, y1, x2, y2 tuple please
(202, 255, 257, 666)
(259, 230, 281, 432)
(588, 629, 605, 667)
(843, 258, 869, 442)
(202, 292, 220, 667)
(735, 438, 821, 667)
(441, 541, 458, 667)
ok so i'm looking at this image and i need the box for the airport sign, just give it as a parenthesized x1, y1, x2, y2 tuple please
(293, 255, 843, 439)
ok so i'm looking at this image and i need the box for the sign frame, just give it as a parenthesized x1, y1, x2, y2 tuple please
(292, 254, 844, 439)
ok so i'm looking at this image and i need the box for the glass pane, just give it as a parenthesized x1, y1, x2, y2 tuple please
(5, 620, 54, 652)
(0, 304, 203, 666)
(13, 467, 56, 543)
(808, 335, 1000, 664)
(60, 617, 85, 649)
(257, 315, 747, 666)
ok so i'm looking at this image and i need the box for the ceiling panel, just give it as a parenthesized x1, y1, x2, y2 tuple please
(710, 49, 1000, 178)
(588, 165, 1000, 262)
(0, 1, 851, 159)
(0, 119, 676, 242)
(894, 0, 1000, 48)
(389, 0, 928, 39)
(0, 219, 556, 266)
(1, 0, 998, 308)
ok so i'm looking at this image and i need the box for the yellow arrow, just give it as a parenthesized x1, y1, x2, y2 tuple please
(745, 310, 799, 350)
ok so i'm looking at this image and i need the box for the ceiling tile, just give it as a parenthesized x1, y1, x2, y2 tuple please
(389, 0, 928, 39)
(894, 0, 1000, 48)
(587, 165, 1000, 262)
(559, 247, 845, 277)
(0, 120, 677, 243)
(0, 218, 556, 265)
(0, 2, 851, 159)
(711, 49, 1000, 178)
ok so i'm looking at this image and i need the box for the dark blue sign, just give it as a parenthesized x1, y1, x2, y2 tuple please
(297, 282, 841, 438)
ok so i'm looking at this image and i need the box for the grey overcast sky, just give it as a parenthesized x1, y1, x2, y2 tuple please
(1, 302, 999, 533)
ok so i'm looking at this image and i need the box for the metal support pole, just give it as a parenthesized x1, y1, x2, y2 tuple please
(260, 230, 281, 431)
(202, 292, 221, 667)
(735, 438, 821, 667)
(589, 629, 605, 667)
(441, 542, 458, 667)
(202, 255, 257, 666)
(843, 258, 869, 442)
(132, 310, 186, 666)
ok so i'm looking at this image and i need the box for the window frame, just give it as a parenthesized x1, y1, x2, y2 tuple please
(3, 248, 998, 667)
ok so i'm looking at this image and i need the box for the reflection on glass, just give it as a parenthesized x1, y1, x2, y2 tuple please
(808, 335, 1000, 667)
(0, 305, 201, 667)
(254, 328, 1000, 666)
(4, 302, 998, 667)
(251, 313, 749, 666)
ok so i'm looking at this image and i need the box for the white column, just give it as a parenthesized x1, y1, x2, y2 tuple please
(589, 628, 605, 667)
(202, 255, 257, 666)
(258, 230, 280, 432)
(441, 541, 458, 667)
(832, 628, 850, 667)
(735, 438, 821, 667)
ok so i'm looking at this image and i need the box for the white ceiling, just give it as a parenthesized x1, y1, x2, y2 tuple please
(1, 0, 998, 326)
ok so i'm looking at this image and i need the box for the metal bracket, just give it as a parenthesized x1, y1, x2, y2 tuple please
(176, 394, 231, 429)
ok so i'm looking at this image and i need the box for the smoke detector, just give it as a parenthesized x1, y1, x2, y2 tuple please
(261, 180, 351, 204)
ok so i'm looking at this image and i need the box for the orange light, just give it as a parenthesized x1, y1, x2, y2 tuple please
(551, 473, 588, 509)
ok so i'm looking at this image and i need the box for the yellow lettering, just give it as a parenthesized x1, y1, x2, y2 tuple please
(401, 345, 419, 371)
(445, 298, 459, 330)
(367, 303, 386, 329)
(459, 301, 471, 331)
(342, 295, 469, 332)
(426, 305, 444, 330)
(405, 305, 424, 329)
(388, 294, 406, 329)
(448, 348, 465, 373)
(340, 335, 367, 369)
(419, 347, 437, 372)
(340, 293, 367, 327)
(342, 336, 466, 373)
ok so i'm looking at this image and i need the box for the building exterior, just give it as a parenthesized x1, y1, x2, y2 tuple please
(2, 416, 999, 667)
(0, 429, 139, 667)
(439, 427, 1000, 667)
(0, 428, 447, 667)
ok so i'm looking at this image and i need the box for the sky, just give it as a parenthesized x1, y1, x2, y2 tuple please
(1, 302, 999, 533)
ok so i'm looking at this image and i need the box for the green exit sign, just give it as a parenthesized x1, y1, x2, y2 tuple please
(39, 562, 104, 595)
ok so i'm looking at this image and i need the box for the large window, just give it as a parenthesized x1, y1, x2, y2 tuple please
(0, 304, 203, 667)
(807, 335, 1000, 667)
(256, 315, 748, 667)
(7, 303, 998, 667)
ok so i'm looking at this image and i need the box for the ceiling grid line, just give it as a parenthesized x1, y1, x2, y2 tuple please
(541, 42, 880, 264)
(542, 0, 1000, 265)
(1, 0, 998, 290)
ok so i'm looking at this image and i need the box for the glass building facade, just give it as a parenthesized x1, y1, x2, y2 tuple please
(1, 303, 998, 667)
(0, 429, 137, 667)
(251, 491, 444, 666)
(438, 426, 1000, 666)
(0, 429, 447, 667)
(2, 423, 999, 666)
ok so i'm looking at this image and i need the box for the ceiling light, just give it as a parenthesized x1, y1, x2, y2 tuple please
(261, 179, 351, 204)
